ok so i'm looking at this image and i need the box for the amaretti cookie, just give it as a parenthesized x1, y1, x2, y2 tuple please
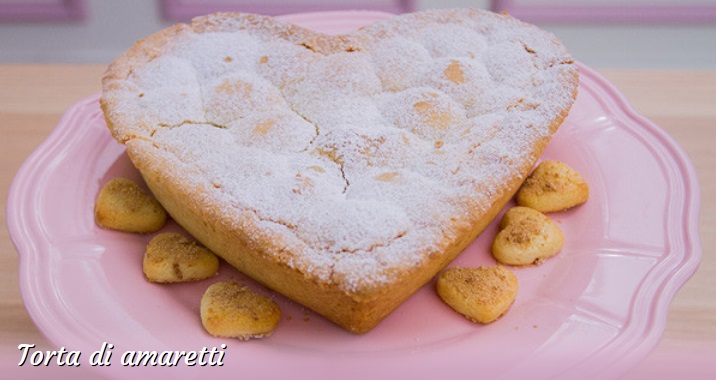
(143, 232, 220, 283)
(492, 206, 565, 266)
(517, 160, 589, 212)
(95, 178, 167, 233)
(437, 266, 518, 324)
(201, 281, 281, 339)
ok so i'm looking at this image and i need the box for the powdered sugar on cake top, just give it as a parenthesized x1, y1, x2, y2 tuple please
(102, 9, 577, 292)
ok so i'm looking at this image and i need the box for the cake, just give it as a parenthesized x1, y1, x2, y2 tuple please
(100, 8, 578, 333)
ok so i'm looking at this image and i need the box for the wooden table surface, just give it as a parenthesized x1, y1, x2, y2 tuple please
(1, 65, 714, 378)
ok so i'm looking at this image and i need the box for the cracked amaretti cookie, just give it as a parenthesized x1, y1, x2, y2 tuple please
(100, 9, 578, 333)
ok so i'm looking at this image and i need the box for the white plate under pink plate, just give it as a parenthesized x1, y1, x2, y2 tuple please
(7, 11, 701, 380)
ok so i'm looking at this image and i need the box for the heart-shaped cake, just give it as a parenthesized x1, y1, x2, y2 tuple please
(101, 8, 578, 333)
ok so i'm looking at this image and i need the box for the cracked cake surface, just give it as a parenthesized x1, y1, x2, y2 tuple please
(101, 8, 578, 332)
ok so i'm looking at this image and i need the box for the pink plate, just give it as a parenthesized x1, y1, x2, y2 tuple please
(7, 11, 701, 380)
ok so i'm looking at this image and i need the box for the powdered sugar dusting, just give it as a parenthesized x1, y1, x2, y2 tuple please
(103, 9, 577, 293)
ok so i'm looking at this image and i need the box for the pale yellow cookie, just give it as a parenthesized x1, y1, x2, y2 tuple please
(94, 178, 167, 233)
(143, 232, 219, 283)
(492, 207, 564, 266)
(516, 160, 589, 213)
(436, 266, 518, 324)
(200, 281, 281, 339)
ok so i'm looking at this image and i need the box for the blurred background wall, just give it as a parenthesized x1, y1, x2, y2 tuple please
(0, 0, 715, 68)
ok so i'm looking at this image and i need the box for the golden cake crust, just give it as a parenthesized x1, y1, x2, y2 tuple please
(100, 9, 578, 333)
